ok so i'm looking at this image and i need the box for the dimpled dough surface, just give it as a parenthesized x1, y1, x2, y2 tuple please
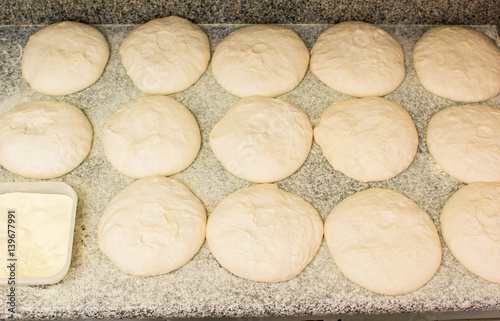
(211, 25, 309, 97)
(314, 97, 418, 182)
(324, 188, 442, 295)
(206, 184, 323, 282)
(21, 21, 109, 96)
(310, 21, 405, 97)
(426, 105, 500, 183)
(102, 95, 201, 179)
(440, 183, 500, 284)
(0, 101, 92, 179)
(209, 96, 313, 183)
(413, 26, 500, 102)
(119, 16, 210, 95)
(98, 176, 206, 277)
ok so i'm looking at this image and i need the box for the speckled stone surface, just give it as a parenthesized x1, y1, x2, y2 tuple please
(0, 24, 500, 319)
(1, 0, 500, 27)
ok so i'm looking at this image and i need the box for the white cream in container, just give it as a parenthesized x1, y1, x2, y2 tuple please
(0, 182, 77, 285)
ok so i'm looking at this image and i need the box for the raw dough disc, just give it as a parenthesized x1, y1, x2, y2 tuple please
(413, 26, 500, 102)
(324, 188, 442, 295)
(206, 184, 323, 282)
(21, 21, 109, 96)
(440, 183, 500, 284)
(0, 101, 92, 179)
(98, 176, 206, 276)
(209, 96, 313, 183)
(119, 16, 210, 95)
(426, 104, 500, 183)
(314, 97, 418, 182)
(211, 25, 309, 97)
(102, 95, 201, 179)
(310, 21, 405, 97)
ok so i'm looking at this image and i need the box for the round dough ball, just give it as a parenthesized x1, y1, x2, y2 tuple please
(0, 101, 92, 179)
(310, 21, 405, 97)
(426, 104, 500, 183)
(211, 25, 309, 97)
(98, 176, 206, 276)
(440, 183, 500, 284)
(206, 184, 323, 282)
(119, 16, 210, 95)
(102, 95, 201, 179)
(21, 21, 109, 96)
(209, 96, 313, 183)
(314, 97, 418, 182)
(413, 26, 500, 102)
(324, 188, 442, 295)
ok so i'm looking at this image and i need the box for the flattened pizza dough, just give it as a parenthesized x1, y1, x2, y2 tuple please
(102, 95, 201, 178)
(98, 176, 206, 276)
(426, 104, 500, 183)
(120, 16, 210, 94)
(22, 21, 109, 96)
(324, 188, 442, 295)
(310, 21, 405, 97)
(206, 184, 323, 282)
(0, 101, 92, 179)
(413, 26, 500, 102)
(440, 183, 500, 284)
(209, 96, 313, 183)
(314, 97, 418, 182)
(211, 25, 309, 97)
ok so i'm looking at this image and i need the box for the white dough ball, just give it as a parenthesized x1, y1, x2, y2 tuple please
(119, 16, 210, 95)
(0, 101, 92, 179)
(314, 97, 418, 182)
(426, 104, 500, 183)
(209, 96, 313, 183)
(211, 25, 310, 97)
(21, 21, 109, 96)
(413, 26, 500, 102)
(102, 95, 201, 179)
(310, 21, 405, 97)
(98, 176, 206, 276)
(440, 183, 500, 284)
(206, 184, 323, 282)
(324, 188, 442, 295)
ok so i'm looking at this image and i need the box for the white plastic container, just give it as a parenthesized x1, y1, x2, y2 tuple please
(0, 182, 77, 285)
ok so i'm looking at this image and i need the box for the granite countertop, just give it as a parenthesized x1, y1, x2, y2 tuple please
(0, 22, 500, 320)
(1, 0, 499, 26)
